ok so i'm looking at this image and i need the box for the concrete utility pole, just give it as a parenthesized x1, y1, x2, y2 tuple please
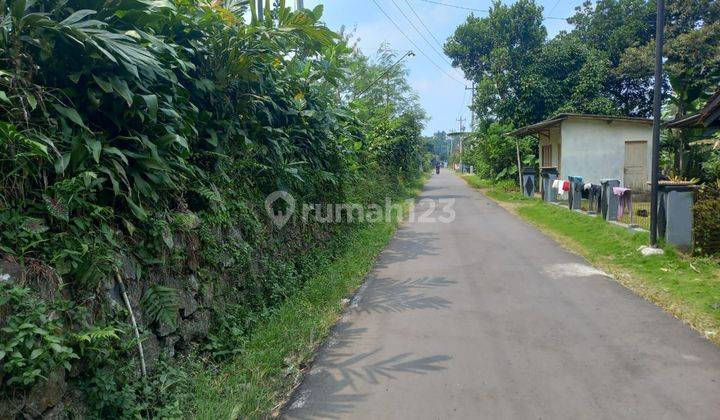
(456, 116, 466, 133)
(465, 82, 476, 130)
(455, 117, 466, 172)
(649, 0, 666, 247)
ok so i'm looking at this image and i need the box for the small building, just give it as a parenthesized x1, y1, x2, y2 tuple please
(508, 114, 654, 191)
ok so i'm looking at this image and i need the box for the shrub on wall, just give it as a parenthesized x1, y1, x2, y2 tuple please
(694, 184, 720, 255)
(0, 1, 428, 416)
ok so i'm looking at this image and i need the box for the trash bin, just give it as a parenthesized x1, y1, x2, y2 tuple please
(568, 176, 583, 210)
(540, 167, 558, 202)
(657, 184, 699, 251)
(600, 179, 620, 221)
(521, 167, 536, 198)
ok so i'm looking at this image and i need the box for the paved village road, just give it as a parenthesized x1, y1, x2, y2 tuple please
(284, 169, 720, 419)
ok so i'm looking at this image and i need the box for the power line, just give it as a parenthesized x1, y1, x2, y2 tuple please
(404, 0, 446, 50)
(370, 0, 466, 86)
(548, 0, 563, 15)
(389, 0, 457, 71)
(405, 0, 465, 77)
(416, 0, 569, 20)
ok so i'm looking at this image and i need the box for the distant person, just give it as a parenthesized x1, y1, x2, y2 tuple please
(436, 162, 441, 174)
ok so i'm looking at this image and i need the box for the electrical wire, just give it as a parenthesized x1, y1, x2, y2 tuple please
(389, 0, 455, 69)
(417, 0, 569, 20)
(548, 0, 563, 15)
(403, 0, 447, 50)
(371, 0, 467, 86)
(399, 0, 467, 80)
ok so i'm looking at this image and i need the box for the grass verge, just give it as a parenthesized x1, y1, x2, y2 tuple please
(461, 173, 720, 346)
(186, 178, 425, 419)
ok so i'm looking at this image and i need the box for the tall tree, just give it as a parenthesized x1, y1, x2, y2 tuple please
(444, 0, 546, 127)
(569, 0, 657, 116)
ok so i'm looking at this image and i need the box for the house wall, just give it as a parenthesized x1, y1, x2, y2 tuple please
(560, 119, 653, 188)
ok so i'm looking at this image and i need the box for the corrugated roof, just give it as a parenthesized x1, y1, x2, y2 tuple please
(507, 113, 653, 137)
(665, 89, 720, 128)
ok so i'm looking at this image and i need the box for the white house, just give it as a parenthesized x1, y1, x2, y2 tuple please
(508, 114, 654, 191)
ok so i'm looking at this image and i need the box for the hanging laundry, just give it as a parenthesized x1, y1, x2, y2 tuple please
(562, 181, 570, 191)
(588, 184, 602, 213)
(613, 187, 632, 218)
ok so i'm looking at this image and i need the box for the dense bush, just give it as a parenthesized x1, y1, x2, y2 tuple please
(694, 183, 720, 255)
(0, 0, 428, 416)
(461, 123, 536, 182)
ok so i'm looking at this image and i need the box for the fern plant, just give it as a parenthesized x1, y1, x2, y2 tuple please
(141, 285, 180, 327)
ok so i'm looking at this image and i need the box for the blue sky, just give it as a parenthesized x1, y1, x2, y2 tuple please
(304, 0, 581, 135)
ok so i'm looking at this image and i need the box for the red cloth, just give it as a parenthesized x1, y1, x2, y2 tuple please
(562, 181, 570, 191)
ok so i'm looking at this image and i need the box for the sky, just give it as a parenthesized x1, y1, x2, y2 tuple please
(303, 0, 581, 135)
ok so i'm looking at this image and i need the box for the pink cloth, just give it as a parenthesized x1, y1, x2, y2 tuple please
(562, 181, 570, 191)
(613, 187, 632, 218)
(612, 187, 630, 196)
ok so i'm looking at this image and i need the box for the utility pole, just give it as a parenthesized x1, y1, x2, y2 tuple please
(256, 0, 264, 21)
(465, 82, 475, 130)
(456, 117, 466, 172)
(649, 0, 666, 247)
(456, 116, 466, 133)
(296, 0, 304, 9)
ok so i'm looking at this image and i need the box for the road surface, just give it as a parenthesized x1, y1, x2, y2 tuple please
(284, 169, 720, 419)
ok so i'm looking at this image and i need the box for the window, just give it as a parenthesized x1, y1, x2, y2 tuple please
(541, 145, 552, 167)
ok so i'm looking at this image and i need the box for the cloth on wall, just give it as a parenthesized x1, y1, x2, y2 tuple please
(588, 184, 602, 213)
(552, 179, 568, 200)
(613, 187, 632, 218)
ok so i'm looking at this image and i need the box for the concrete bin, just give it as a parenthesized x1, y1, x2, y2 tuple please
(568, 176, 583, 210)
(522, 167, 537, 198)
(600, 179, 620, 221)
(540, 167, 558, 202)
(657, 184, 699, 251)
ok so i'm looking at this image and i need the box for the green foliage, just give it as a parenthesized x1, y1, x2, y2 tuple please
(141, 285, 180, 328)
(81, 357, 192, 419)
(0, 284, 78, 389)
(445, 0, 546, 127)
(0, 0, 428, 415)
(462, 123, 536, 181)
(694, 185, 720, 255)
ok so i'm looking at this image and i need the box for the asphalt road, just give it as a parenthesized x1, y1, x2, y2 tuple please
(284, 169, 720, 419)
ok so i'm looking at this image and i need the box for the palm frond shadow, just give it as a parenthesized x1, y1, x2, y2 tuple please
(284, 320, 451, 419)
(353, 276, 455, 313)
(373, 230, 440, 267)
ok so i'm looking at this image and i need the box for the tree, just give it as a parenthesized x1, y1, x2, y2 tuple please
(569, 0, 657, 116)
(444, 0, 546, 127)
(616, 1, 720, 175)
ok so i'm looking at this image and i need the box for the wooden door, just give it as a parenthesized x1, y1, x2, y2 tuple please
(624, 141, 647, 190)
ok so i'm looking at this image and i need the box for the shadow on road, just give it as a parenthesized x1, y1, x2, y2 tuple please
(283, 321, 451, 419)
(353, 276, 455, 314)
(374, 230, 440, 268)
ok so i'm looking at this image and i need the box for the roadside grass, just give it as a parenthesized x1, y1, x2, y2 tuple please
(461, 173, 720, 345)
(186, 178, 425, 419)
